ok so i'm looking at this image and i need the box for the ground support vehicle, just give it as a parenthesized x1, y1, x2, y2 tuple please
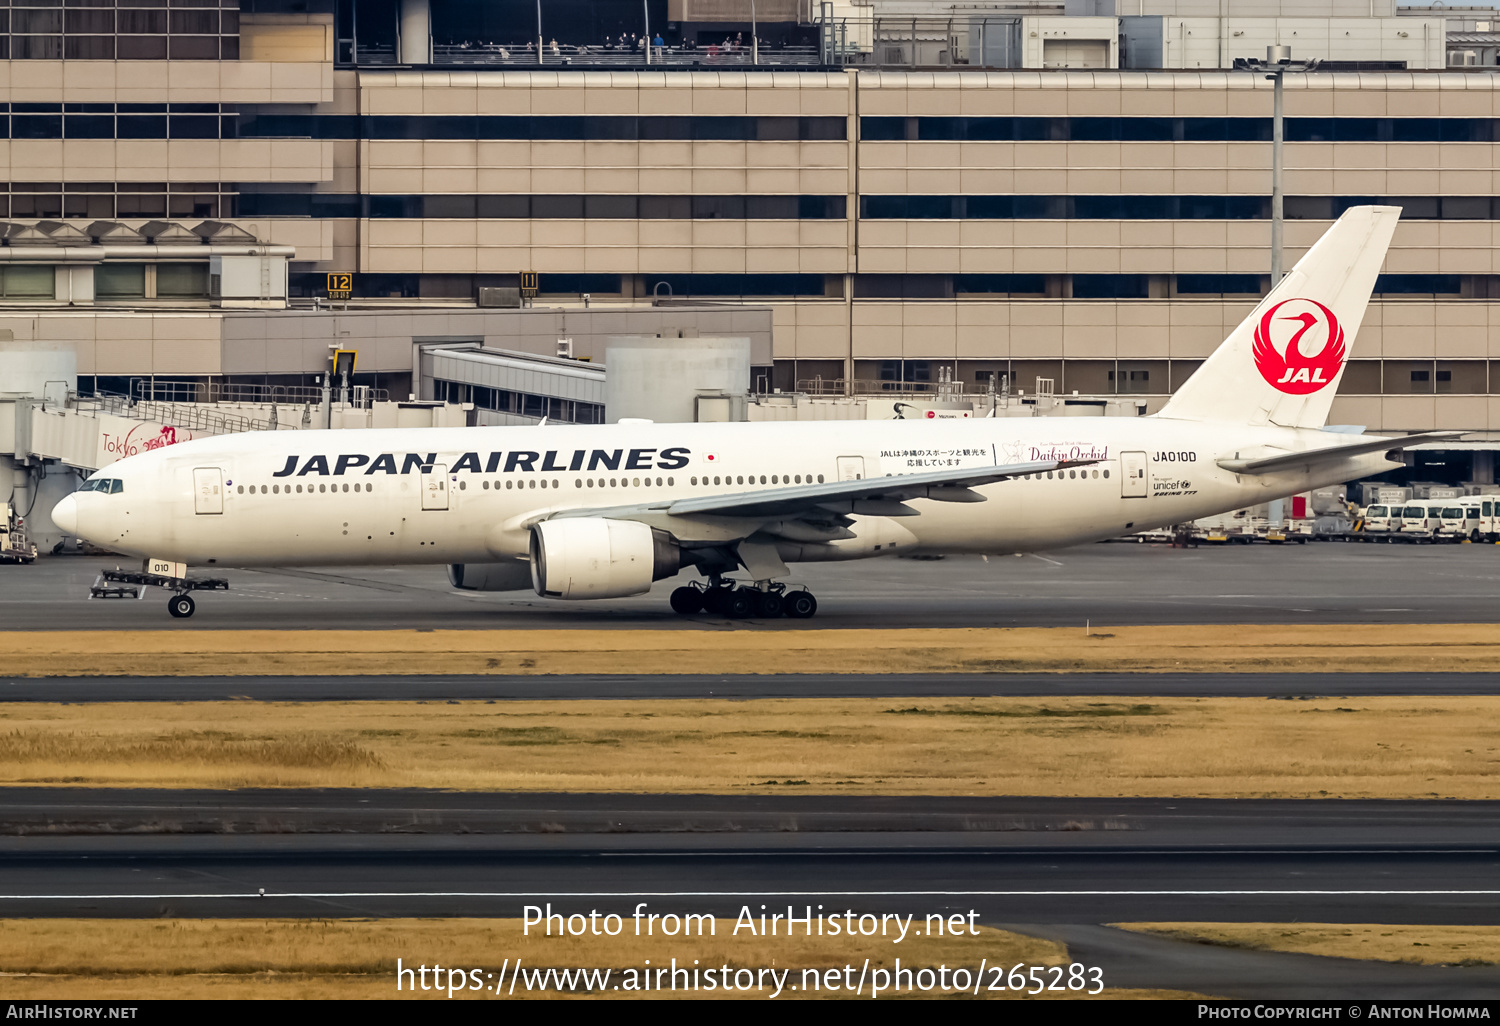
(88, 564, 229, 617)
(1357, 504, 1399, 540)
(0, 503, 36, 564)
(1453, 497, 1500, 542)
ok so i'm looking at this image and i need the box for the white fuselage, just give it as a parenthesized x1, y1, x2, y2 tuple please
(63, 417, 1393, 570)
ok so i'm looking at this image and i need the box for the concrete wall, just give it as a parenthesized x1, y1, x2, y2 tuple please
(604, 336, 751, 422)
(1119, 16, 1446, 69)
(220, 305, 774, 376)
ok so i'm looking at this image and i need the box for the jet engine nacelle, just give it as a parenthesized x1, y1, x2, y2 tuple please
(530, 518, 681, 600)
(447, 561, 534, 592)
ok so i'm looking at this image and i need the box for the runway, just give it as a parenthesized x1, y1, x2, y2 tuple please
(3, 797, 1499, 925)
(9, 671, 1500, 702)
(6, 795, 1500, 997)
(7, 542, 1500, 630)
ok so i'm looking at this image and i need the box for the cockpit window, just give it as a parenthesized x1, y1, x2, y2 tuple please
(79, 478, 123, 493)
(109, 479, 124, 494)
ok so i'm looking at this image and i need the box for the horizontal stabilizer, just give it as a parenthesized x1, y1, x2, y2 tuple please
(1216, 431, 1464, 475)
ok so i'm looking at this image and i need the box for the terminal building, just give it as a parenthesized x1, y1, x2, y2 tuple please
(5, 0, 1500, 546)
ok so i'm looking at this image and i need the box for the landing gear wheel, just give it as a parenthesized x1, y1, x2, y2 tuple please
(168, 594, 195, 619)
(670, 586, 704, 615)
(725, 589, 755, 618)
(784, 590, 818, 619)
(702, 588, 729, 615)
(753, 591, 784, 618)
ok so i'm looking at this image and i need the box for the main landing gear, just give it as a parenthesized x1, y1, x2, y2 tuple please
(669, 579, 818, 619)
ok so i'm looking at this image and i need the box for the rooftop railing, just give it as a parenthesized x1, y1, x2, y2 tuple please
(428, 42, 822, 68)
(794, 378, 971, 398)
(107, 380, 388, 407)
(71, 391, 288, 436)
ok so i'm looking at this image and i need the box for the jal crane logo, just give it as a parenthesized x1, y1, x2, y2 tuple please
(1251, 298, 1347, 395)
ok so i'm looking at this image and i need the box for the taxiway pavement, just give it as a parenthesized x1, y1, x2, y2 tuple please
(0, 791, 1495, 846)
(7, 671, 1500, 702)
(5, 542, 1499, 630)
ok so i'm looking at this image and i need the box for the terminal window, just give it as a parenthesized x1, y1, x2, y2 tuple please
(96, 264, 147, 300)
(2, 0, 239, 60)
(0, 265, 52, 299)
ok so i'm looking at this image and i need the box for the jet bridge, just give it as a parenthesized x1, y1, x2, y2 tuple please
(420, 343, 608, 426)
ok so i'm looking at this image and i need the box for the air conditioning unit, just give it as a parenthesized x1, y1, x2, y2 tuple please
(477, 286, 521, 308)
(556, 338, 574, 359)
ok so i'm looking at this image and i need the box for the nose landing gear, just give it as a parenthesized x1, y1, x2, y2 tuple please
(168, 593, 196, 618)
(669, 578, 817, 619)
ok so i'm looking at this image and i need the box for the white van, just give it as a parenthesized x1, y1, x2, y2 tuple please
(1360, 504, 1399, 539)
(1454, 496, 1500, 542)
(1397, 504, 1436, 541)
(1434, 505, 1469, 541)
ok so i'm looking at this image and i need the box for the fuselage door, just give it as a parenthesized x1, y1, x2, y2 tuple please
(1120, 451, 1148, 499)
(836, 456, 865, 481)
(192, 467, 223, 514)
(421, 464, 449, 510)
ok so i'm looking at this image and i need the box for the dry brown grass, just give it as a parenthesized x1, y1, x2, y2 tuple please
(7, 624, 1500, 677)
(0, 917, 1151, 1000)
(0, 695, 1497, 796)
(1117, 923, 1500, 967)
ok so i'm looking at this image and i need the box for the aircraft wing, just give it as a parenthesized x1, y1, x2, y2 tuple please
(550, 458, 1098, 524)
(1216, 432, 1464, 475)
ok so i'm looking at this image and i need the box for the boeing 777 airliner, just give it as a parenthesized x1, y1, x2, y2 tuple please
(53, 206, 1452, 618)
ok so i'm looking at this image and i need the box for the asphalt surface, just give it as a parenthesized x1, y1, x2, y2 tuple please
(4, 834, 1497, 926)
(8, 541, 1500, 630)
(1042, 925, 1500, 999)
(2, 791, 1496, 846)
(8, 672, 1500, 702)
(5, 796, 1500, 996)
(7, 543, 1499, 996)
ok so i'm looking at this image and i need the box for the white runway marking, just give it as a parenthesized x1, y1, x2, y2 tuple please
(7, 889, 1500, 901)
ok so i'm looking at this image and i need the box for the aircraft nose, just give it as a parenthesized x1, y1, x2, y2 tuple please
(51, 493, 78, 534)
